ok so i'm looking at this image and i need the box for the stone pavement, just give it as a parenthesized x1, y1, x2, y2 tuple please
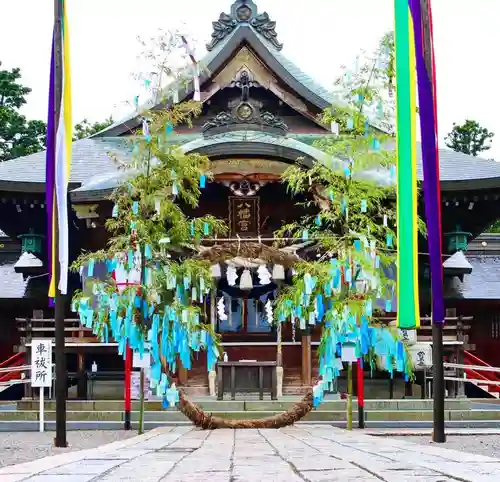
(1, 425, 500, 481)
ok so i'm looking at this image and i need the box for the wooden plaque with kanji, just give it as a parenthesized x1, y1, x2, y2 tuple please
(229, 196, 260, 237)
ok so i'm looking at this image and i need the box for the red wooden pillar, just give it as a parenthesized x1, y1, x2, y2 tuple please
(124, 344, 132, 430)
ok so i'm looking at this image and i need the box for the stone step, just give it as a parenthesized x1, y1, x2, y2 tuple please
(2, 418, 500, 432)
(0, 409, 498, 422)
(14, 398, 472, 412)
(180, 386, 209, 396)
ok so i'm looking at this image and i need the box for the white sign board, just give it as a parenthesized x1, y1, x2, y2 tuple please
(398, 329, 417, 346)
(341, 344, 357, 362)
(131, 371, 151, 400)
(133, 351, 151, 369)
(408, 343, 433, 370)
(31, 339, 52, 388)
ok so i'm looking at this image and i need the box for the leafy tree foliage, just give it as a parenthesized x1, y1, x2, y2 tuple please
(275, 33, 415, 412)
(72, 102, 227, 399)
(73, 117, 113, 140)
(445, 119, 494, 157)
(0, 63, 46, 161)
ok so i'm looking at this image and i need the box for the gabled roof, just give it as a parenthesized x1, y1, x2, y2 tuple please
(96, 1, 335, 138)
(1, 0, 500, 195)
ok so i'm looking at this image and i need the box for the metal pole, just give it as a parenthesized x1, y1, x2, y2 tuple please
(347, 362, 353, 430)
(53, 0, 67, 448)
(432, 322, 446, 442)
(39, 387, 45, 433)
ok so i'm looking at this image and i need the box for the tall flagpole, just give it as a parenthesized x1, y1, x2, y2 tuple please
(421, 0, 445, 445)
(409, 0, 446, 443)
(53, 0, 67, 448)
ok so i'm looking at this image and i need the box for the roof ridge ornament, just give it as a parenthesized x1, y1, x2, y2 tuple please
(206, 0, 283, 52)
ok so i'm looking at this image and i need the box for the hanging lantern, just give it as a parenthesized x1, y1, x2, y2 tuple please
(211, 263, 221, 279)
(257, 265, 272, 285)
(239, 269, 253, 290)
(272, 264, 285, 280)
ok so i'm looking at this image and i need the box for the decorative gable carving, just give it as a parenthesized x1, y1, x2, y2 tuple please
(207, 0, 283, 52)
(202, 69, 288, 136)
(213, 47, 308, 114)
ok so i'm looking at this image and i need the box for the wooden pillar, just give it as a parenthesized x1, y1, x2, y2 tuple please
(301, 334, 312, 386)
(178, 358, 189, 386)
(76, 328, 86, 399)
(405, 380, 413, 397)
(456, 315, 466, 397)
(446, 308, 457, 398)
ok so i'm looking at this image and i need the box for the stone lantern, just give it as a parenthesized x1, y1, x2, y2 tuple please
(444, 225, 472, 254)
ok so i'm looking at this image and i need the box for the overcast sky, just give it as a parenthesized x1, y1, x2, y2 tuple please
(0, 0, 498, 159)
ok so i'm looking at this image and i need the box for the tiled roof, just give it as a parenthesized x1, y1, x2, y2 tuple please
(445, 256, 500, 300)
(0, 254, 28, 299)
(2, 131, 500, 196)
(418, 148, 500, 183)
(0, 138, 132, 188)
(1, 7, 500, 192)
(70, 131, 394, 200)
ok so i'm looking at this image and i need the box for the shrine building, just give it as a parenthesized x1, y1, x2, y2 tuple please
(1, 0, 500, 400)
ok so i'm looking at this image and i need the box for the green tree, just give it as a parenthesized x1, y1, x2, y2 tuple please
(487, 219, 500, 233)
(70, 31, 414, 432)
(274, 33, 415, 426)
(72, 102, 227, 430)
(73, 116, 113, 140)
(445, 119, 494, 157)
(0, 63, 46, 161)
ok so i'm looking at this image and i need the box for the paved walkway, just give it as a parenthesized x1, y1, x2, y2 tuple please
(1, 426, 500, 481)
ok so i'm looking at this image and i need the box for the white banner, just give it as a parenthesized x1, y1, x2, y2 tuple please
(31, 339, 52, 388)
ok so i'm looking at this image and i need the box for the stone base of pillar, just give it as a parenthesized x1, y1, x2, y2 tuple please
(276, 366, 284, 398)
(208, 370, 216, 397)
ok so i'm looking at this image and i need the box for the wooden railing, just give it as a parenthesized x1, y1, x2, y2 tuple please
(16, 316, 473, 349)
(16, 318, 100, 346)
(380, 316, 474, 350)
